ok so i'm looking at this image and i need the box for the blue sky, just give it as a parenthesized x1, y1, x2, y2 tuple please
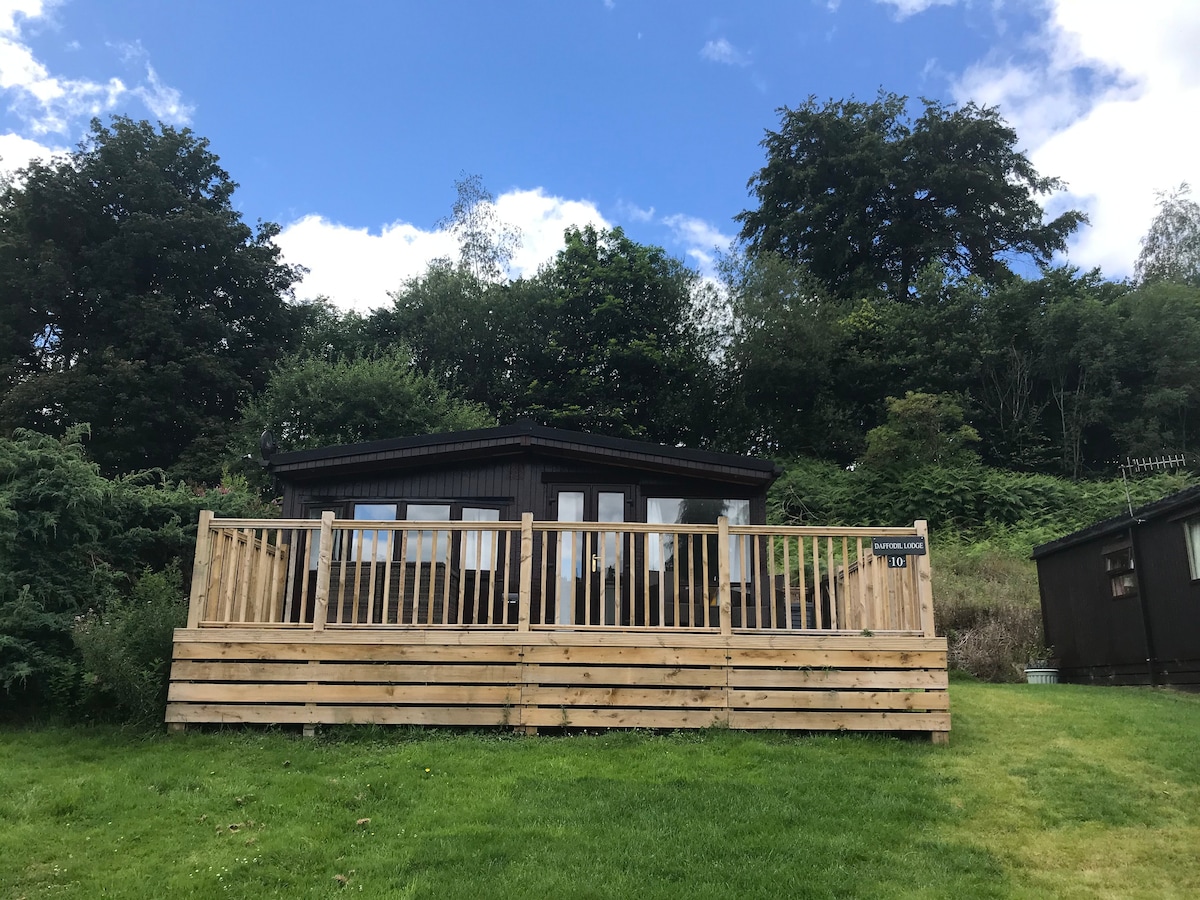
(2, 0, 1197, 311)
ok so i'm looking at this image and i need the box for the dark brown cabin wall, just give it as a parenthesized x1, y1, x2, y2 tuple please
(279, 451, 768, 524)
(1131, 515, 1200, 665)
(1039, 538, 1151, 677)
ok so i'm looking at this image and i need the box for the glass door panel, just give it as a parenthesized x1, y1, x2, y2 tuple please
(555, 488, 629, 625)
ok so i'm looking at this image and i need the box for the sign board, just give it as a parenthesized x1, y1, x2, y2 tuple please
(886, 555, 908, 569)
(871, 536, 927, 556)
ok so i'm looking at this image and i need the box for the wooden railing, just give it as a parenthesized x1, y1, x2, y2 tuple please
(187, 512, 934, 636)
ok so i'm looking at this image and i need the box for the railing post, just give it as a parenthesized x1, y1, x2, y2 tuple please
(717, 516, 732, 635)
(313, 511, 335, 631)
(915, 519, 935, 637)
(186, 510, 214, 629)
(517, 513, 533, 631)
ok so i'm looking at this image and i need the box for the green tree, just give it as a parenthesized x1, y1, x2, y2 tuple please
(437, 172, 522, 283)
(718, 251, 844, 456)
(1135, 183, 1200, 286)
(0, 117, 301, 480)
(235, 348, 496, 455)
(862, 391, 980, 469)
(736, 93, 1085, 301)
(521, 225, 719, 443)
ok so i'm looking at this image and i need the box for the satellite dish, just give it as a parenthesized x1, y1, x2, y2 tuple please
(259, 427, 278, 462)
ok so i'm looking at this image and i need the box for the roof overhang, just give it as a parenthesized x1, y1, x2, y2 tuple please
(267, 424, 782, 488)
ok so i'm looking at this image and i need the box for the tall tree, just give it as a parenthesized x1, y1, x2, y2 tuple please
(718, 251, 843, 456)
(736, 93, 1085, 301)
(521, 225, 719, 443)
(0, 117, 301, 479)
(436, 172, 522, 283)
(1135, 183, 1200, 286)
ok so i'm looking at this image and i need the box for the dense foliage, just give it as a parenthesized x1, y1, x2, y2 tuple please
(736, 93, 1084, 300)
(0, 427, 267, 718)
(0, 117, 302, 481)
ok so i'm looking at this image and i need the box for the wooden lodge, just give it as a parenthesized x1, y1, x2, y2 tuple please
(1034, 485, 1200, 689)
(166, 425, 950, 739)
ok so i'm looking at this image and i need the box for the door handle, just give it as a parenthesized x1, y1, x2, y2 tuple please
(591, 553, 599, 573)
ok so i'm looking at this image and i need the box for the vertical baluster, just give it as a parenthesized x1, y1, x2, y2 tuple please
(297, 529, 313, 624)
(782, 535, 792, 629)
(380, 529, 394, 625)
(825, 536, 837, 629)
(811, 536, 822, 629)
(699, 532, 711, 628)
(282, 527, 299, 624)
(366, 529, 380, 625)
(768, 535, 778, 630)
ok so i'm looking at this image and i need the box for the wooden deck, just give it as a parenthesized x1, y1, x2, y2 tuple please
(167, 514, 950, 740)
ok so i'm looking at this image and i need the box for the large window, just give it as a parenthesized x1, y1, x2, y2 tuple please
(337, 502, 500, 568)
(647, 498, 750, 580)
(1184, 517, 1200, 580)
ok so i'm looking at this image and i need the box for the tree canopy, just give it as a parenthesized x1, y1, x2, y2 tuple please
(235, 348, 496, 456)
(0, 117, 301, 479)
(1135, 183, 1200, 287)
(736, 93, 1085, 301)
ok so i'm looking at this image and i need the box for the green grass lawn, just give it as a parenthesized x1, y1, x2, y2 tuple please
(3, 682, 1198, 899)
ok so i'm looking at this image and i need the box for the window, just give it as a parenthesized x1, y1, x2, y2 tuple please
(352, 503, 398, 562)
(646, 498, 750, 580)
(462, 507, 501, 571)
(339, 502, 501, 566)
(1104, 543, 1137, 599)
(1183, 517, 1200, 580)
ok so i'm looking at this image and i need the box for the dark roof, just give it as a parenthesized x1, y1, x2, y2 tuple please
(267, 423, 782, 485)
(1031, 484, 1200, 559)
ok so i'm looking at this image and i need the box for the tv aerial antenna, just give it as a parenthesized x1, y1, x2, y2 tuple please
(1119, 453, 1189, 516)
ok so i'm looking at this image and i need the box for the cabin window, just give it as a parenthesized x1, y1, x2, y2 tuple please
(1104, 544, 1137, 599)
(1184, 517, 1200, 580)
(352, 503, 399, 561)
(646, 498, 750, 580)
(462, 507, 501, 571)
(340, 502, 503, 566)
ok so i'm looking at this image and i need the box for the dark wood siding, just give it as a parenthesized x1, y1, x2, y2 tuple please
(280, 450, 767, 524)
(1037, 503, 1200, 688)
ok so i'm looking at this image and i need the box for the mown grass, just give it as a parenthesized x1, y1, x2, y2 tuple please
(3, 683, 1198, 899)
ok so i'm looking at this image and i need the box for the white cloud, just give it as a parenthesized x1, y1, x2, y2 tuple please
(277, 188, 611, 313)
(495, 188, 610, 277)
(615, 199, 655, 223)
(874, 0, 957, 19)
(662, 213, 734, 274)
(0, 1, 191, 156)
(700, 37, 750, 67)
(950, 0, 1200, 277)
(0, 128, 61, 172)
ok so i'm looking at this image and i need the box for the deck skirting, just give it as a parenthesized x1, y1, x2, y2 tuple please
(166, 628, 950, 737)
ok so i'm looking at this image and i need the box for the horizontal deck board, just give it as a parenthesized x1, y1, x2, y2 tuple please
(727, 689, 950, 711)
(171, 627, 944, 652)
(169, 682, 518, 705)
(728, 668, 948, 689)
(169, 661, 521, 684)
(165, 703, 511, 726)
(167, 628, 951, 735)
(727, 710, 951, 731)
(521, 686, 726, 708)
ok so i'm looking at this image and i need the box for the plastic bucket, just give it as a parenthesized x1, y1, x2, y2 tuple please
(1025, 667, 1059, 684)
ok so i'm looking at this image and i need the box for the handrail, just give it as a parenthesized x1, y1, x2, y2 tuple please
(185, 513, 934, 637)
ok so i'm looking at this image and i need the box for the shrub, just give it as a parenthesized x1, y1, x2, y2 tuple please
(0, 427, 270, 719)
(73, 566, 186, 725)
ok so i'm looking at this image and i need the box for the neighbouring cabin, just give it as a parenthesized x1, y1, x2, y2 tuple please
(167, 425, 950, 739)
(1033, 486, 1200, 689)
